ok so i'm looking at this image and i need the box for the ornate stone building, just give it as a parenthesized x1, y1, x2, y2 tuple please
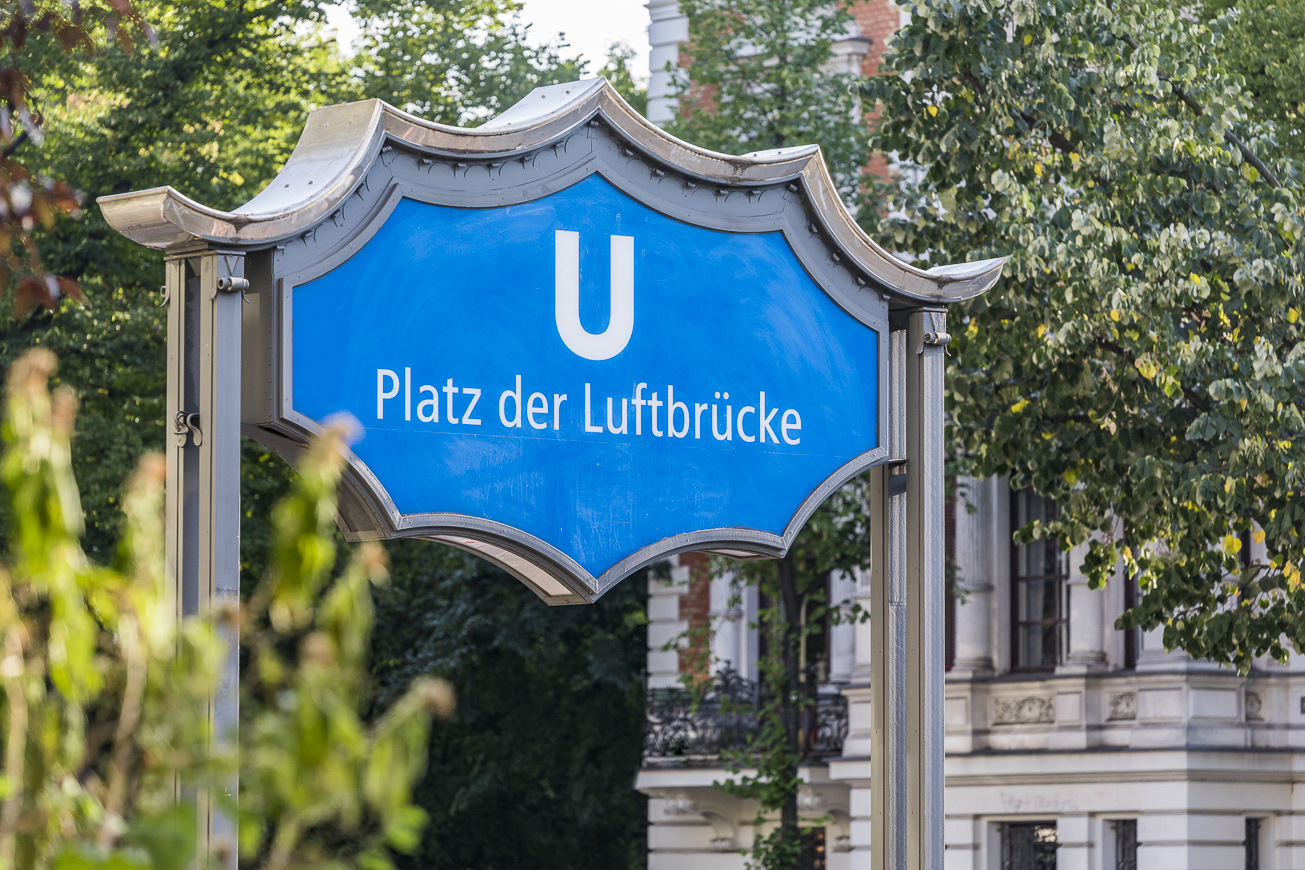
(639, 477, 1300, 868)
(636, 3, 1305, 867)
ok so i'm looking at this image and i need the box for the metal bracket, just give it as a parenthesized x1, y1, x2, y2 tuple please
(215, 275, 251, 304)
(173, 412, 202, 447)
(920, 310, 951, 353)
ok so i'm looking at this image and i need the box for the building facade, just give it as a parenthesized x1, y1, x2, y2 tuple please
(636, 4, 1305, 867)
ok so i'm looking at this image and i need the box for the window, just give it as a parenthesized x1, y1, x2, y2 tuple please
(797, 827, 826, 870)
(1122, 568, 1139, 669)
(757, 573, 831, 685)
(1112, 819, 1138, 870)
(1120, 527, 1141, 669)
(1246, 818, 1261, 870)
(1001, 821, 1058, 870)
(1010, 490, 1069, 671)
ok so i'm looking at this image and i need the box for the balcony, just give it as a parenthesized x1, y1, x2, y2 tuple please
(643, 666, 849, 767)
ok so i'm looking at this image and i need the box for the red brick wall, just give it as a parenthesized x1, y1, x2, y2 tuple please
(678, 552, 713, 677)
(848, 0, 901, 185)
(849, 0, 899, 78)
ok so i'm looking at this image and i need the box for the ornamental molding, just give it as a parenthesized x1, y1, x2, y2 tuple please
(662, 794, 700, 817)
(797, 787, 826, 813)
(1107, 691, 1137, 722)
(653, 792, 737, 851)
(98, 78, 1003, 307)
(992, 696, 1054, 725)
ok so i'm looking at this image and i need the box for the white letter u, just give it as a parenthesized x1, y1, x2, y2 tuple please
(554, 230, 634, 361)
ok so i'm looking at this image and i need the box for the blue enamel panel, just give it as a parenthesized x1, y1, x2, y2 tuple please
(291, 175, 879, 576)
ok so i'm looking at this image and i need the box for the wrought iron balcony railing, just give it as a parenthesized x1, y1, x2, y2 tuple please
(643, 666, 849, 766)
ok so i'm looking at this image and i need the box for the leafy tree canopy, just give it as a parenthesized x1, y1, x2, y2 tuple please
(1200, 0, 1305, 162)
(865, 0, 1305, 670)
(370, 545, 649, 870)
(667, 0, 873, 218)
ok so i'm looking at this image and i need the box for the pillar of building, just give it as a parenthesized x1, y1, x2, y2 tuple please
(646, 0, 687, 126)
(709, 571, 742, 676)
(1136, 624, 1226, 673)
(949, 475, 995, 678)
(1059, 542, 1107, 674)
(1136, 812, 1247, 869)
(943, 816, 982, 870)
(1053, 814, 1091, 870)
(646, 557, 691, 689)
(845, 782, 874, 869)
(829, 569, 857, 684)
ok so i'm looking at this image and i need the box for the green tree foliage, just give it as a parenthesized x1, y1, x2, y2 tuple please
(0, 349, 448, 870)
(370, 546, 649, 870)
(5, 0, 348, 560)
(666, 0, 873, 218)
(597, 43, 649, 118)
(1200, 0, 1305, 162)
(865, 0, 1305, 670)
(346, 0, 584, 124)
(0, 1, 151, 320)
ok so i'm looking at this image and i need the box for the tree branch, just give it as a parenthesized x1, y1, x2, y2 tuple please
(0, 130, 29, 163)
(1111, 28, 1282, 188)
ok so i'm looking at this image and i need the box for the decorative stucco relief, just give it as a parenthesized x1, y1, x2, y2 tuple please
(993, 696, 1054, 725)
(1107, 692, 1137, 721)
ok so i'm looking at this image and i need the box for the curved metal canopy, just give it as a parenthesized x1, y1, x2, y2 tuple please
(99, 77, 1003, 306)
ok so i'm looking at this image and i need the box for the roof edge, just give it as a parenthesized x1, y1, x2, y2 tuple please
(97, 78, 1004, 303)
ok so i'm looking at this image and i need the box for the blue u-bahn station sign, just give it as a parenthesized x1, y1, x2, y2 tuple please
(99, 79, 1003, 604)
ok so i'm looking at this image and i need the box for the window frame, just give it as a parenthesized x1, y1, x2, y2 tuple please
(1245, 817, 1262, 870)
(1009, 489, 1070, 673)
(1110, 818, 1138, 870)
(999, 819, 1058, 870)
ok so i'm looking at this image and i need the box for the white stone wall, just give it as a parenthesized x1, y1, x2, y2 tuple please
(645, 0, 687, 126)
(646, 559, 690, 689)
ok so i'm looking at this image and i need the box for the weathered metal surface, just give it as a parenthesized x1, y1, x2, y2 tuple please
(99, 79, 1003, 305)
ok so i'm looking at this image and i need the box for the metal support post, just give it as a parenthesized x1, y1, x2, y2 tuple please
(164, 248, 244, 869)
(905, 308, 947, 869)
(870, 326, 908, 870)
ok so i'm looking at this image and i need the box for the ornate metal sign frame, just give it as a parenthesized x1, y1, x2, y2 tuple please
(101, 79, 1002, 605)
(100, 78, 1004, 870)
